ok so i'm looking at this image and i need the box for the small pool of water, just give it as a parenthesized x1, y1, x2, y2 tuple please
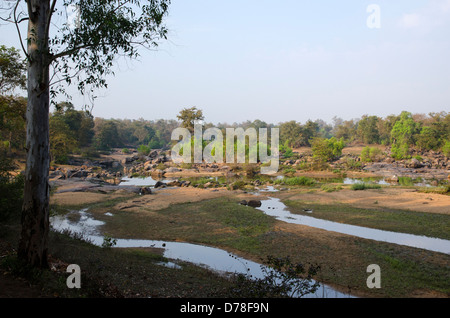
(257, 198, 450, 254)
(119, 176, 169, 186)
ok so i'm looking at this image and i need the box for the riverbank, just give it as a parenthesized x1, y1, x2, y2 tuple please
(44, 180, 450, 298)
(3, 145, 449, 298)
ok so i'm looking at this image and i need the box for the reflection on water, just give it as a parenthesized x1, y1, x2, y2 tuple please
(50, 210, 351, 298)
(257, 197, 450, 254)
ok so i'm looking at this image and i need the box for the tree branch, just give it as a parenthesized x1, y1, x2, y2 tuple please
(44, 0, 57, 46)
(13, 0, 30, 62)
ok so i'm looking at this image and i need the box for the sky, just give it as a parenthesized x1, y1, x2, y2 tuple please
(1, 0, 450, 125)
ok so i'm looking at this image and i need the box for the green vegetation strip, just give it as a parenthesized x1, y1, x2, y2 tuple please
(283, 200, 450, 240)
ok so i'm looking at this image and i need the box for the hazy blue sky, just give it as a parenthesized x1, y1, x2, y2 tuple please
(1, 0, 449, 124)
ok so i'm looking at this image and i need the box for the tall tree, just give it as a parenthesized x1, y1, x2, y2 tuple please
(177, 106, 204, 133)
(357, 115, 380, 144)
(1, 0, 171, 267)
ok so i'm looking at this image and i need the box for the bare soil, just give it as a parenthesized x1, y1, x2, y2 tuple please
(275, 187, 450, 215)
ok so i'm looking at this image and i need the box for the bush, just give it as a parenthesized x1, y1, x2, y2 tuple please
(311, 137, 345, 162)
(391, 143, 410, 160)
(443, 140, 450, 157)
(360, 146, 383, 162)
(321, 184, 342, 192)
(137, 144, 151, 155)
(345, 158, 362, 170)
(275, 176, 316, 186)
(351, 183, 381, 191)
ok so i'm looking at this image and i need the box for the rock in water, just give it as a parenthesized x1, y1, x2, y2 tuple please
(247, 200, 262, 207)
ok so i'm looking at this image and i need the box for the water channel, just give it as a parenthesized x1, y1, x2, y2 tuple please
(50, 178, 449, 298)
(50, 209, 351, 298)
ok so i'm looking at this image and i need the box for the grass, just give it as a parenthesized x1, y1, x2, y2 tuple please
(274, 176, 316, 186)
(321, 184, 343, 192)
(3, 189, 449, 298)
(350, 182, 381, 190)
(418, 185, 450, 196)
(69, 195, 450, 298)
(0, 216, 236, 298)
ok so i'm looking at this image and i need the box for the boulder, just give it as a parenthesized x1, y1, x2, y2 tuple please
(247, 200, 262, 208)
(409, 158, 422, 169)
(139, 187, 152, 195)
(154, 181, 166, 188)
(389, 175, 399, 183)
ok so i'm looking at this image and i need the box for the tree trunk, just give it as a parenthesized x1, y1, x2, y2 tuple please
(18, 0, 51, 268)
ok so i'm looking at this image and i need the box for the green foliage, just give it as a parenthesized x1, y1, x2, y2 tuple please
(0, 152, 24, 221)
(177, 106, 204, 133)
(333, 118, 357, 143)
(49, 102, 95, 162)
(391, 111, 419, 145)
(279, 140, 294, 158)
(279, 121, 303, 148)
(49, 115, 78, 164)
(0, 95, 26, 152)
(137, 144, 151, 155)
(360, 146, 383, 162)
(49, 0, 171, 101)
(357, 115, 380, 144)
(311, 137, 345, 162)
(230, 180, 247, 190)
(321, 184, 342, 192)
(351, 183, 381, 191)
(391, 143, 410, 160)
(442, 140, 450, 157)
(94, 120, 122, 150)
(390, 111, 419, 159)
(274, 176, 316, 186)
(345, 158, 362, 170)
(416, 126, 441, 151)
(0, 45, 26, 94)
(102, 234, 117, 248)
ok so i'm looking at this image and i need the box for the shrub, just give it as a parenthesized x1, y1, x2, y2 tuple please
(351, 183, 381, 191)
(360, 146, 383, 162)
(391, 143, 410, 160)
(311, 137, 345, 162)
(230, 180, 246, 190)
(443, 140, 450, 157)
(275, 176, 316, 186)
(346, 158, 362, 170)
(321, 184, 342, 192)
(137, 144, 151, 155)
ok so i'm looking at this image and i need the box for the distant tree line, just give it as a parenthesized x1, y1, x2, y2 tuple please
(277, 111, 450, 159)
(2, 100, 449, 164)
(1, 45, 448, 164)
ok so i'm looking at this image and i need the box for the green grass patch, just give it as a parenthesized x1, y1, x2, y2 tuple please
(274, 176, 316, 186)
(321, 184, 343, 192)
(350, 182, 381, 190)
